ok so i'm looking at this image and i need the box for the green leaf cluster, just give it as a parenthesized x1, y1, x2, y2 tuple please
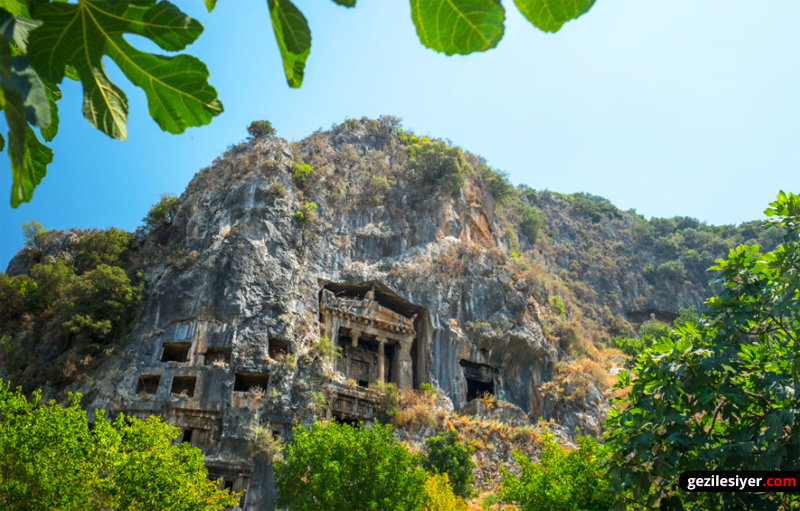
(141, 195, 181, 236)
(406, 137, 470, 194)
(422, 430, 476, 499)
(275, 421, 428, 511)
(605, 191, 800, 510)
(1, 0, 221, 207)
(0, 381, 240, 510)
(499, 430, 615, 511)
(247, 119, 277, 138)
(0, 226, 142, 369)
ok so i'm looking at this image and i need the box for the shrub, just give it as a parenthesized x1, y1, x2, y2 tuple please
(275, 421, 427, 511)
(292, 162, 314, 185)
(247, 120, 276, 138)
(643, 262, 656, 283)
(516, 201, 546, 243)
(422, 430, 475, 499)
(551, 296, 566, 316)
(249, 423, 282, 463)
(0, 274, 37, 323)
(423, 474, 469, 511)
(655, 260, 687, 283)
(567, 192, 620, 222)
(267, 182, 287, 197)
(0, 382, 239, 511)
(407, 138, 469, 193)
(293, 201, 318, 225)
(653, 235, 681, 259)
(479, 163, 517, 204)
(74, 228, 135, 274)
(142, 195, 180, 235)
(499, 431, 615, 511)
(638, 320, 671, 346)
(60, 264, 139, 351)
(21, 220, 47, 249)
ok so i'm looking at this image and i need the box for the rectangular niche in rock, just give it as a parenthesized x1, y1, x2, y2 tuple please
(161, 342, 192, 363)
(233, 372, 270, 393)
(268, 338, 290, 359)
(136, 375, 161, 394)
(204, 347, 232, 367)
(460, 360, 496, 402)
(170, 375, 197, 397)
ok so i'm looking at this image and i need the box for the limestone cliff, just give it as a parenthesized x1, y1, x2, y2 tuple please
(1, 117, 775, 510)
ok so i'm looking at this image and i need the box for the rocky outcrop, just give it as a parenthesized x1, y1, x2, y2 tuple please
(2, 118, 747, 510)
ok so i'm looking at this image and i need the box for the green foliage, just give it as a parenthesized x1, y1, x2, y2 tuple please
(423, 473, 469, 511)
(292, 161, 314, 184)
(28, 0, 221, 137)
(551, 295, 566, 316)
(0, 335, 25, 373)
(309, 334, 341, 360)
(567, 192, 621, 223)
(514, 0, 596, 32)
(247, 119, 277, 138)
(74, 228, 135, 274)
(655, 260, 687, 283)
(268, 0, 311, 88)
(638, 320, 670, 345)
(0, 273, 37, 322)
(293, 201, 318, 225)
(479, 164, 517, 204)
(516, 201, 547, 242)
(142, 195, 180, 235)
(499, 430, 615, 511)
(406, 138, 470, 194)
(605, 191, 800, 510)
(275, 421, 428, 511)
(21, 219, 46, 248)
(672, 306, 699, 329)
(1, 0, 222, 207)
(610, 335, 643, 359)
(643, 262, 656, 283)
(410, 0, 505, 56)
(0, 381, 240, 511)
(422, 430, 476, 499)
(249, 423, 283, 463)
(60, 264, 139, 352)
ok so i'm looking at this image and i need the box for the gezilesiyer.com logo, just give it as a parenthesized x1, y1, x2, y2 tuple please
(680, 472, 800, 492)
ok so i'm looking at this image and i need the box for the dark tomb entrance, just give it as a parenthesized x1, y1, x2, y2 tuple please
(460, 360, 496, 402)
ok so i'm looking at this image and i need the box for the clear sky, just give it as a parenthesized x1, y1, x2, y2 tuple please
(1, 0, 799, 269)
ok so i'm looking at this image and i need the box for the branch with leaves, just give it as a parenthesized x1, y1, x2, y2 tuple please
(0, 0, 595, 208)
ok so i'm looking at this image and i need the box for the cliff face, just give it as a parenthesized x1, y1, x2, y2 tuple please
(2, 117, 768, 510)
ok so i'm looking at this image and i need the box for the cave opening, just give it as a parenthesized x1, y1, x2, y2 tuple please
(460, 360, 497, 402)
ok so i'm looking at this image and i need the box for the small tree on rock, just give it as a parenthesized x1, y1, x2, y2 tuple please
(247, 120, 277, 139)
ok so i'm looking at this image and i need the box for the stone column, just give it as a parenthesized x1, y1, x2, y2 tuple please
(377, 337, 386, 383)
(350, 330, 361, 348)
(397, 336, 414, 389)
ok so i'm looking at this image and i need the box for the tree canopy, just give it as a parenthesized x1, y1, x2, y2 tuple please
(605, 191, 800, 510)
(0, 381, 240, 510)
(275, 420, 429, 511)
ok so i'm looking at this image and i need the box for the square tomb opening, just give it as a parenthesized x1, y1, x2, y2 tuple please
(234, 372, 269, 393)
(460, 360, 496, 402)
(161, 342, 192, 362)
(268, 338, 290, 359)
(203, 347, 232, 367)
(170, 375, 197, 397)
(136, 375, 161, 394)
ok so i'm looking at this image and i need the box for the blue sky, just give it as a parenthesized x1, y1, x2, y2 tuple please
(2, 0, 799, 268)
